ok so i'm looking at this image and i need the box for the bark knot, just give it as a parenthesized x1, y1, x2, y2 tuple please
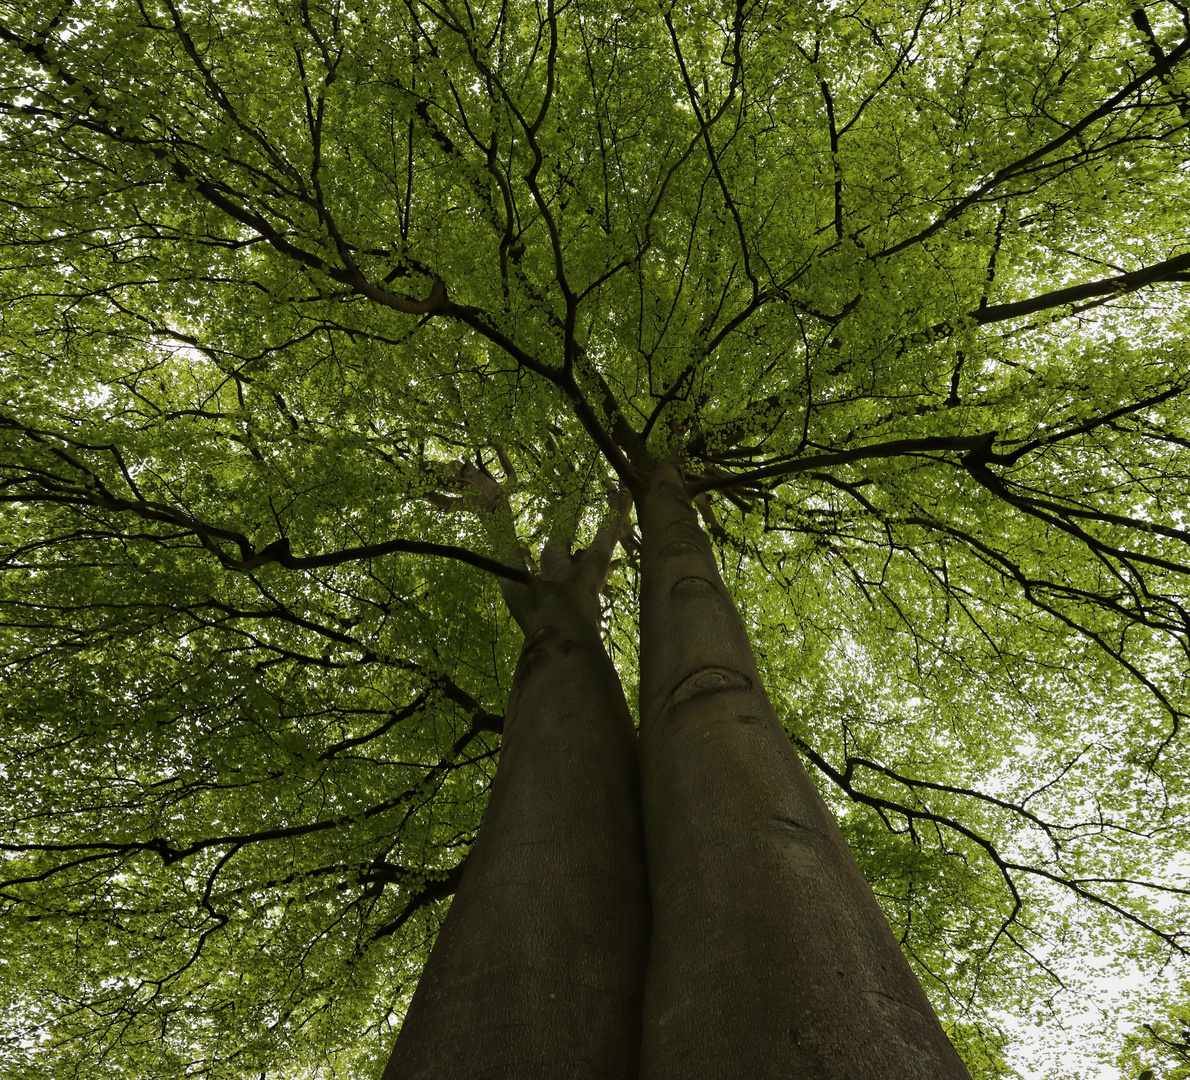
(671, 575, 717, 596)
(667, 665, 752, 708)
(658, 538, 703, 559)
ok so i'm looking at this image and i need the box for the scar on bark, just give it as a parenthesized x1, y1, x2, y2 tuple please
(667, 665, 753, 708)
(671, 575, 719, 596)
(659, 538, 704, 559)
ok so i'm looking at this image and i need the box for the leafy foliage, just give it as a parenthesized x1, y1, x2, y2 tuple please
(1, 0, 1189, 1075)
(1117, 985, 1190, 1080)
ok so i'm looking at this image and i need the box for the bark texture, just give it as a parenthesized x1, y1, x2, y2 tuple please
(635, 461, 972, 1080)
(383, 550, 650, 1080)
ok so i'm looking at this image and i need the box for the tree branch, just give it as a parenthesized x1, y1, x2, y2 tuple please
(689, 433, 995, 494)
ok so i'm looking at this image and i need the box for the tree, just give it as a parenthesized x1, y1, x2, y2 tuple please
(382, 479, 653, 1080)
(0, 0, 1188, 1075)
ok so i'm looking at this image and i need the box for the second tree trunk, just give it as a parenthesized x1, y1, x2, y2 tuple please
(635, 461, 972, 1080)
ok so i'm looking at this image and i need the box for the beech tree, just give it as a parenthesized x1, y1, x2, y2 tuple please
(1, 0, 1188, 1076)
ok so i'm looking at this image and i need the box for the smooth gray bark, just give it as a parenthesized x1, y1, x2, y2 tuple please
(635, 460, 972, 1080)
(382, 548, 650, 1080)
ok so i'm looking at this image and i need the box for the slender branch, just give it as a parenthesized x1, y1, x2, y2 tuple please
(797, 740, 1187, 951)
(974, 250, 1190, 327)
(267, 537, 532, 582)
(689, 433, 995, 494)
(370, 860, 467, 941)
(0, 717, 494, 882)
(876, 35, 1190, 258)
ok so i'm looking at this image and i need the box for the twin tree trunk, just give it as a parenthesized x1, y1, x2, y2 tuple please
(636, 462, 970, 1079)
(382, 547, 651, 1080)
(384, 464, 971, 1080)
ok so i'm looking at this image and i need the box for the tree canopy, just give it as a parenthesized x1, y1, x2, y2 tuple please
(1, 0, 1188, 1075)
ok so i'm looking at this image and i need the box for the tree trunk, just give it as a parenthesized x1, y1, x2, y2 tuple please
(634, 460, 972, 1080)
(383, 570, 650, 1080)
